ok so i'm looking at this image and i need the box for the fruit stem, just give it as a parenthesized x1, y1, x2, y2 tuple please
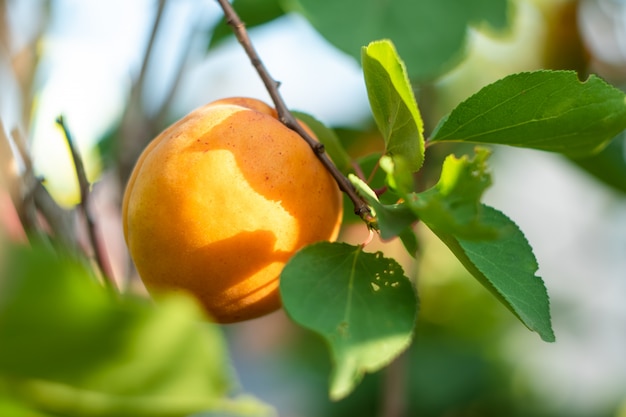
(216, 0, 375, 227)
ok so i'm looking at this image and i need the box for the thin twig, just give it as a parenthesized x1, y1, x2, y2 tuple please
(56, 116, 117, 293)
(118, 0, 168, 185)
(3, 123, 77, 248)
(136, 0, 167, 106)
(215, 0, 374, 226)
(154, 12, 199, 125)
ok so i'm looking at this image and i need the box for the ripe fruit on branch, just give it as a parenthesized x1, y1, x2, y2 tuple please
(122, 97, 343, 323)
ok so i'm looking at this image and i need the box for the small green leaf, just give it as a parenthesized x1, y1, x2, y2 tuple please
(405, 148, 498, 240)
(431, 71, 626, 157)
(362, 40, 425, 172)
(352, 153, 397, 204)
(398, 226, 420, 258)
(208, 0, 285, 49)
(0, 243, 274, 417)
(349, 167, 419, 256)
(349, 174, 417, 240)
(379, 155, 414, 196)
(292, 111, 352, 174)
(429, 205, 555, 342)
(281, 242, 417, 400)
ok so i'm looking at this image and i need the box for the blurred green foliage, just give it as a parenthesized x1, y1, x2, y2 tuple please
(0, 242, 273, 417)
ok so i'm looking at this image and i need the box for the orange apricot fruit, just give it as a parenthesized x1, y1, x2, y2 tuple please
(122, 97, 343, 323)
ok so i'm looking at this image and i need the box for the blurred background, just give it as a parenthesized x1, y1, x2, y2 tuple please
(1, 0, 625, 416)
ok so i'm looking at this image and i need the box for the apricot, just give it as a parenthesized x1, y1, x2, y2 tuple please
(122, 97, 343, 323)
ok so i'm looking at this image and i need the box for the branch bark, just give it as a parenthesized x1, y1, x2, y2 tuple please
(215, 0, 374, 226)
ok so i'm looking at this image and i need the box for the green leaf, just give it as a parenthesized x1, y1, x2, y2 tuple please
(349, 174, 417, 241)
(0, 243, 274, 417)
(569, 132, 626, 194)
(403, 148, 497, 240)
(429, 205, 555, 342)
(0, 392, 50, 417)
(292, 111, 352, 174)
(398, 226, 419, 258)
(289, 0, 508, 81)
(378, 155, 414, 196)
(361, 40, 425, 172)
(430, 71, 626, 157)
(281, 242, 417, 400)
(349, 160, 419, 256)
(352, 153, 398, 205)
(209, 0, 285, 49)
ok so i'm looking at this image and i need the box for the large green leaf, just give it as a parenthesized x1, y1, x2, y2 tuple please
(362, 40, 425, 172)
(353, 149, 555, 341)
(569, 132, 626, 194)
(428, 205, 555, 342)
(0, 243, 274, 417)
(281, 242, 417, 400)
(430, 71, 626, 157)
(289, 0, 509, 81)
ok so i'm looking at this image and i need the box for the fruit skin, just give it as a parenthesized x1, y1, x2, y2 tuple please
(122, 97, 343, 323)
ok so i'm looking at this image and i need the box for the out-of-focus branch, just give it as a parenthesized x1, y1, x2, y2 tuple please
(5, 0, 50, 130)
(154, 17, 200, 125)
(379, 352, 409, 417)
(135, 0, 167, 109)
(57, 116, 117, 292)
(0, 0, 9, 52)
(0, 121, 76, 248)
(0, 124, 22, 221)
(117, 0, 168, 186)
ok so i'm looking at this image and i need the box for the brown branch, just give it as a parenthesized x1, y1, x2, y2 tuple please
(1, 123, 77, 248)
(215, 0, 374, 226)
(31, 179, 76, 248)
(56, 116, 117, 293)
